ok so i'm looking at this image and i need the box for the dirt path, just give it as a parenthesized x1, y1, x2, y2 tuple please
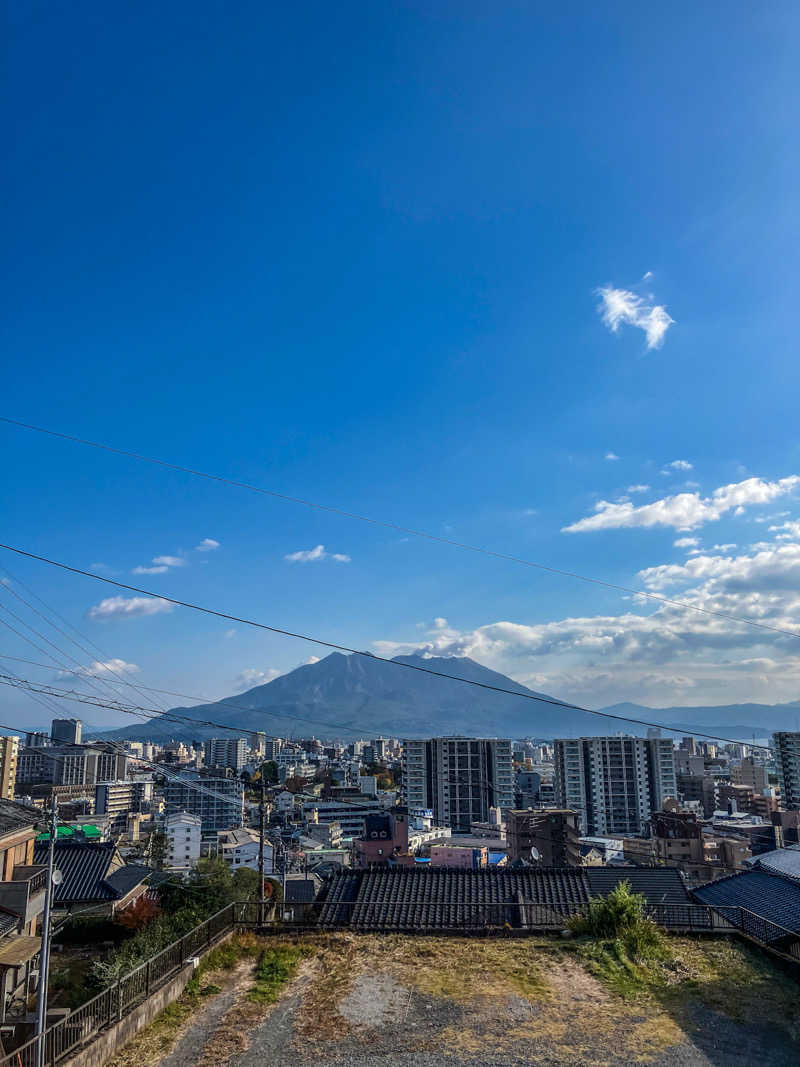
(158, 961, 254, 1067)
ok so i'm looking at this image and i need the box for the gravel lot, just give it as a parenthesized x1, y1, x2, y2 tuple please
(143, 934, 800, 1067)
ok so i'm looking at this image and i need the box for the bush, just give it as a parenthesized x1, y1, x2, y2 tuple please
(569, 880, 664, 961)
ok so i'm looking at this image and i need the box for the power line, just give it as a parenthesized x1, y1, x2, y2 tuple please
(0, 543, 775, 751)
(0, 415, 795, 640)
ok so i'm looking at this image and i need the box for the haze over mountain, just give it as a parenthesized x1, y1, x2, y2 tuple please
(93, 653, 796, 745)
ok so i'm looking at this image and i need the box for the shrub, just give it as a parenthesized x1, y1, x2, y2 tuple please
(569, 880, 664, 961)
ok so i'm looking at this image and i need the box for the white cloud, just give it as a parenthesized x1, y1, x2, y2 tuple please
(627, 484, 650, 494)
(196, 538, 220, 552)
(152, 555, 186, 568)
(284, 545, 350, 563)
(132, 565, 169, 575)
(674, 537, 699, 549)
(769, 520, 800, 541)
(662, 459, 693, 473)
(305, 655, 321, 665)
(605, 452, 619, 461)
(58, 658, 140, 680)
(564, 475, 800, 533)
(224, 628, 237, 639)
(597, 286, 674, 350)
(89, 596, 174, 620)
(234, 667, 281, 691)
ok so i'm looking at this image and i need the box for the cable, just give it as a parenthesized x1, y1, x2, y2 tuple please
(0, 544, 775, 751)
(0, 415, 795, 640)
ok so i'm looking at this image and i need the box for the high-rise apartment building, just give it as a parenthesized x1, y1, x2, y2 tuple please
(162, 770, 244, 838)
(51, 718, 82, 745)
(0, 737, 19, 799)
(204, 738, 247, 772)
(554, 735, 677, 836)
(774, 732, 800, 810)
(17, 743, 127, 786)
(402, 737, 514, 832)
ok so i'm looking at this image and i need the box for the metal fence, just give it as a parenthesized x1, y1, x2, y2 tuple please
(3, 897, 798, 1067)
(2, 904, 236, 1067)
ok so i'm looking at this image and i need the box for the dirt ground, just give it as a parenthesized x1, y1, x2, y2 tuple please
(120, 933, 800, 1067)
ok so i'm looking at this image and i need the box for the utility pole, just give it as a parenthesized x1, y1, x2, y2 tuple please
(258, 773, 266, 926)
(36, 795, 58, 1067)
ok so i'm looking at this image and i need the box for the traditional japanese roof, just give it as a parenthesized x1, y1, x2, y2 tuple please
(316, 865, 693, 931)
(0, 798, 42, 839)
(32, 841, 151, 906)
(692, 869, 800, 939)
(585, 867, 689, 906)
(749, 845, 800, 881)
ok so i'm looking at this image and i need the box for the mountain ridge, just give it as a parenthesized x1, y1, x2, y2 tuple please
(90, 652, 793, 744)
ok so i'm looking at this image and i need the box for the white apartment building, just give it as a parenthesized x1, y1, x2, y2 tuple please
(402, 737, 515, 833)
(554, 735, 677, 836)
(204, 737, 247, 772)
(164, 811, 202, 870)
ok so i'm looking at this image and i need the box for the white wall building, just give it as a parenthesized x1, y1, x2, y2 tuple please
(164, 811, 202, 870)
(217, 828, 274, 873)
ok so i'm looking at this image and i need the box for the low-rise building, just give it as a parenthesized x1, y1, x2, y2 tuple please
(506, 809, 581, 866)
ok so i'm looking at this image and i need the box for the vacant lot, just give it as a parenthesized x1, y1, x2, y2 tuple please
(111, 932, 800, 1067)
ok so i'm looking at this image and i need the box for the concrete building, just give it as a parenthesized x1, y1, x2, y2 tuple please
(204, 737, 247, 772)
(95, 779, 153, 836)
(732, 756, 768, 793)
(17, 743, 128, 787)
(402, 737, 514, 833)
(162, 771, 244, 839)
(429, 842, 488, 868)
(302, 798, 383, 838)
(0, 737, 19, 800)
(506, 808, 582, 866)
(164, 811, 202, 869)
(774, 732, 800, 810)
(554, 736, 677, 837)
(51, 718, 82, 745)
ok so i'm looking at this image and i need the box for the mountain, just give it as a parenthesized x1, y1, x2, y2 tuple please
(598, 701, 800, 741)
(93, 652, 635, 743)
(91, 652, 799, 745)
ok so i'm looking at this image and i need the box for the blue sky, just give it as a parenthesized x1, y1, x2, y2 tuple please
(3, 3, 800, 729)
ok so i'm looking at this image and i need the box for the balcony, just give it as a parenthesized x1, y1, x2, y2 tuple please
(0, 865, 48, 927)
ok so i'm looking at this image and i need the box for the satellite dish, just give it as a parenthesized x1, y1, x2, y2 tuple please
(52, 869, 63, 886)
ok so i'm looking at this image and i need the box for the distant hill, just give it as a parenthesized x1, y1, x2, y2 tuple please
(91, 652, 798, 744)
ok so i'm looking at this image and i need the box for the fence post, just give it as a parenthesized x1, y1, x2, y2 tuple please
(116, 978, 122, 1022)
(145, 959, 151, 998)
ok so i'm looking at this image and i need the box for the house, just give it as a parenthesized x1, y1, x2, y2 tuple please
(282, 873, 322, 922)
(32, 839, 152, 916)
(217, 828, 273, 873)
(692, 868, 800, 946)
(0, 799, 46, 1029)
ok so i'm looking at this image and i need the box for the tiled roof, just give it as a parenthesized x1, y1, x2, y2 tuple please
(103, 864, 152, 900)
(318, 866, 590, 929)
(0, 799, 42, 839)
(750, 846, 800, 881)
(692, 869, 800, 939)
(33, 841, 120, 904)
(585, 867, 690, 906)
(317, 865, 694, 930)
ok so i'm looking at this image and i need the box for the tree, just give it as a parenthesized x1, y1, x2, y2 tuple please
(148, 830, 167, 871)
(231, 866, 259, 901)
(117, 895, 162, 931)
(261, 760, 279, 784)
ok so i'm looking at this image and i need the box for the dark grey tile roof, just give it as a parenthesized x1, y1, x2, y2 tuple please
(692, 869, 800, 939)
(103, 864, 152, 899)
(0, 799, 42, 839)
(33, 841, 118, 904)
(318, 866, 591, 930)
(585, 867, 690, 906)
(284, 876, 320, 903)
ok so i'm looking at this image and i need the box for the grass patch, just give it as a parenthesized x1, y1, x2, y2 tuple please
(247, 945, 311, 1004)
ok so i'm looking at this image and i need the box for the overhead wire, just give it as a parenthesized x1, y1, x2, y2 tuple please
(0, 544, 775, 751)
(0, 415, 797, 641)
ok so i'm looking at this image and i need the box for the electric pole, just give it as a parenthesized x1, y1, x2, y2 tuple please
(36, 795, 58, 1067)
(258, 773, 266, 926)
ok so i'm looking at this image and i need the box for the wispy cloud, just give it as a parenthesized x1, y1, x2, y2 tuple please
(674, 537, 699, 549)
(133, 554, 186, 575)
(605, 452, 619, 461)
(564, 475, 800, 533)
(627, 484, 650, 494)
(662, 459, 693, 473)
(59, 658, 140, 679)
(89, 596, 174, 620)
(234, 667, 281, 691)
(597, 285, 674, 350)
(284, 544, 351, 563)
(196, 538, 220, 552)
